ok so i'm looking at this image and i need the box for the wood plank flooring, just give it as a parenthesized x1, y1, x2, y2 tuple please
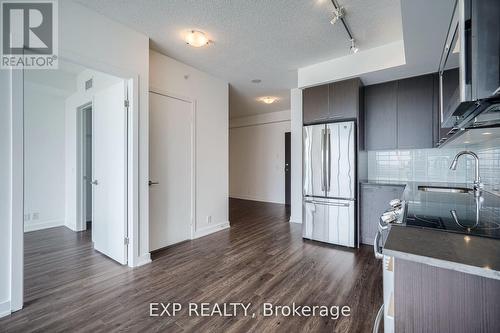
(0, 198, 382, 333)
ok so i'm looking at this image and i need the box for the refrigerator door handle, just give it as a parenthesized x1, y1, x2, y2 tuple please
(320, 128, 326, 192)
(304, 199, 350, 207)
(326, 128, 331, 192)
(374, 231, 384, 260)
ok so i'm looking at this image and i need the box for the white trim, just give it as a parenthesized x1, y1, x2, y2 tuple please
(0, 300, 11, 318)
(11, 68, 24, 312)
(289, 219, 302, 224)
(24, 219, 65, 232)
(193, 222, 230, 239)
(148, 87, 197, 241)
(229, 194, 285, 205)
(135, 253, 152, 267)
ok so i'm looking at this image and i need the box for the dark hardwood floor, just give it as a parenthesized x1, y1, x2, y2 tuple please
(0, 198, 382, 333)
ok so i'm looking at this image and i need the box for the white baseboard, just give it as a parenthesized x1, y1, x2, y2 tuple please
(289, 218, 302, 224)
(193, 221, 230, 239)
(132, 253, 152, 267)
(229, 195, 285, 205)
(24, 219, 64, 232)
(0, 300, 11, 318)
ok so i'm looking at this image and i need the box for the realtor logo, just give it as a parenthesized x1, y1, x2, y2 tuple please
(1, 0, 58, 69)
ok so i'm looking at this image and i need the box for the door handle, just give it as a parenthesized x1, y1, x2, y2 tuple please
(326, 129, 331, 192)
(148, 180, 159, 186)
(91, 180, 98, 185)
(320, 128, 326, 191)
(304, 200, 350, 207)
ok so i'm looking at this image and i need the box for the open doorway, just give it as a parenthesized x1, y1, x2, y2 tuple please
(79, 104, 93, 231)
(22, 60, 131, 308)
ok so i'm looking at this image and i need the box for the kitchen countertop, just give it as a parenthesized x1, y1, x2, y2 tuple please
(363, 179, 500, 280)
(384, 225, 500, 280)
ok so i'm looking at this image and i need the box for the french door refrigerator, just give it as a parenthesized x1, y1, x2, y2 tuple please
(303, 121, 356, 247)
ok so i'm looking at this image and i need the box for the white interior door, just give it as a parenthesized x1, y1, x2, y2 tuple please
(92, 81, 128, 265)
(149, 92, 193, 251)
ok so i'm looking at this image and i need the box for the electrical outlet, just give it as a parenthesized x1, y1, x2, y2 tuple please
(24, 213, 30, 221)
(32, 212, 39, 220)
(206, 216, 212, 224)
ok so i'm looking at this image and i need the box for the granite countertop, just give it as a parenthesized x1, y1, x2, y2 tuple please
(363, 179, 500, 280)
(384, 225, 500, 280)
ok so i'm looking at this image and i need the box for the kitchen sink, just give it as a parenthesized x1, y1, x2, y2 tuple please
(418, 186, 472, 194)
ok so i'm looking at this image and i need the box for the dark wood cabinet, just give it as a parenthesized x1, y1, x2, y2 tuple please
(365, 81, 398, 150)
(397, 74, 435, 149)
(329, 78, 361, 119)
(303, 78, 361, 125)
(365, 74, 439, 150)
(302, 85, 329, 124)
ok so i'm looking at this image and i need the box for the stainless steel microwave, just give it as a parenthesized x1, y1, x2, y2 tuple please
(438, 0, 500, 129)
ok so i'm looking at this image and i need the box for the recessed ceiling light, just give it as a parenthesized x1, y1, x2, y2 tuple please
(185, 30, 211, 47)
(482, 132, 492, 135)
(258, 96, 279, 104)
(464, 141, 470, 144)
(251, 79, 262, 84)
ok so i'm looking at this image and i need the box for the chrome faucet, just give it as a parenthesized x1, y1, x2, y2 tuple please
(449, 151, 483, 197)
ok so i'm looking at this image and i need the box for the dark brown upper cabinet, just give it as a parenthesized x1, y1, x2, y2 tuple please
(302, 84, 329, 124)
(365, 81, 398, 150)
(364, 74, 439, 150)
(303, 78, 361, 125)
(329, 78, 361, 120)
(397, 74, 435, 149)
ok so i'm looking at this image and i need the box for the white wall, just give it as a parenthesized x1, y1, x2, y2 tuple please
(23, 82, 67, 232)
(59, 0, 150, 265)
(229, 110, 291, 204)
(0, 70, 12, 317)
(64, 69, 121, 231)
(2, 0, 151, 317)
(290, 89, 303, 223)
(149, 50, 229, 238)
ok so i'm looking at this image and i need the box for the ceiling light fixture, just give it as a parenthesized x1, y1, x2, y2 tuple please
(329, 0, 359, 54)
(330, 6, 344, 25)
(185, 30, 211, 47)
(349, 39, 359, 54)
(251, 79, 262, 84)
(259, 96, 279, 104)
(482, 132, 492, 135)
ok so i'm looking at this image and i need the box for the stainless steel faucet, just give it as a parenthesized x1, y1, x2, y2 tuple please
(449, 151, 483, 197)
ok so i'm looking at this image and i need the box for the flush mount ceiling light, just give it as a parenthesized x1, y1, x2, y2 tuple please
(349, 39, 359, 54)
(258, 96, 279, 104)
(185, 30, 211, 47)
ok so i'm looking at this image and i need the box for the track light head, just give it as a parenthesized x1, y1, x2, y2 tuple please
(349, 39, 359, 54)
(330, 6, 344, 25)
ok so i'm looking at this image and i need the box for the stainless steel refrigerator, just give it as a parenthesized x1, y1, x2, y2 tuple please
(303, 121, 356, 247)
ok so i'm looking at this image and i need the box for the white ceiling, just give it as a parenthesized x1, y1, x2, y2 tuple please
(24, 60, 85, 96)
(74, 0, 404, 118)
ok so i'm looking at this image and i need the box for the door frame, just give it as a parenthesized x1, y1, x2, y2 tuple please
(149, 86, 197, 239)
(10, 54, 141, 313)
(77, 103, 93, 231)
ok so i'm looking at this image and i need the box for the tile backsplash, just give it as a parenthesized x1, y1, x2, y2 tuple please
(367, 138, 500, 192)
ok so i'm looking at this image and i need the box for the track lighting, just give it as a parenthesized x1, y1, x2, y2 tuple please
(330, 6, 344, 25)
(349, 39, 359, 54)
